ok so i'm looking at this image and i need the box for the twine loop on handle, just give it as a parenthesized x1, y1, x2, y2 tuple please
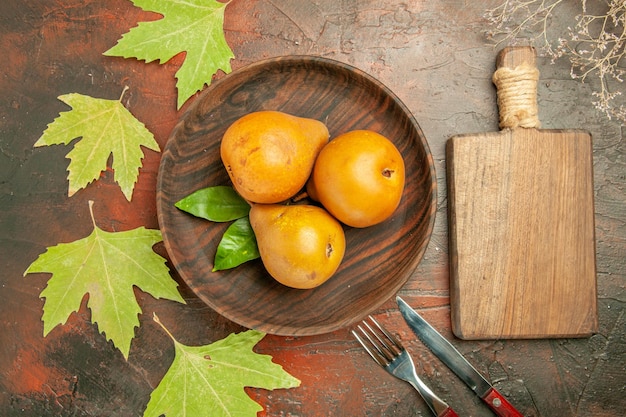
(492, 64, 540, 129)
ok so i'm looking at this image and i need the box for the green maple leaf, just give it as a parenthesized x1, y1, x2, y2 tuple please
(24, 201, 185, 359)
(145, 314, 300, 417)
(35, 90, 160, 201)
(104, 0, 235, 109)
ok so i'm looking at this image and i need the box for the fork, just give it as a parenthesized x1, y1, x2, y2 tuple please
(352, 316, 459, 417)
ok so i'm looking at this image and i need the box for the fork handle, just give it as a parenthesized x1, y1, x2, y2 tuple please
(438, 406, 459, 417)
(406, 379, 459, 417)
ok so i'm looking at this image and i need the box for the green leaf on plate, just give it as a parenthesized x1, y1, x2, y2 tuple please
(24, 201, 185, 360)
(104, 0, 235, 109)
(144, 314, 300, 417)
(175, 185, 250, 222)
(214, 217, 259, 271)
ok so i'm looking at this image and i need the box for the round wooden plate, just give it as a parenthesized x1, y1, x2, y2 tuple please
(156, 56, 437, 336)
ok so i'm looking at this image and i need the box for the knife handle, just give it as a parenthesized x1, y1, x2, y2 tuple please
(438, 407, 459, 417)
(483, 387, 524, 417)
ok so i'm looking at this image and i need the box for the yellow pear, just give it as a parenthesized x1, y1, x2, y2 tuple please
(307, 130, 405, 228)
(221, 111, 330, 204)
(249, 204, 346, 289)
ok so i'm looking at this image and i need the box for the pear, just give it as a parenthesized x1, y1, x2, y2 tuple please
(249, 204, 346, 289)
(306, 130, 405, 228)
(221, 111, 330, 204)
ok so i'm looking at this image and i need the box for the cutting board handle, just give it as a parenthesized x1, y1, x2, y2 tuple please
(493, 46, 541, 129)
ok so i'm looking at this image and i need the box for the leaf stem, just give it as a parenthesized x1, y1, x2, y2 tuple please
(153, 312, 176, 343)
(88, 200, 97, 228)
(119, 85, 130, 102)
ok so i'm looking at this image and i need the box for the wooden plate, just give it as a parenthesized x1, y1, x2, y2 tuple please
(156, 56, 436, 336)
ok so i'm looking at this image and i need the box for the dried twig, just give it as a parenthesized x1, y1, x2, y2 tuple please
(485, 0, 625, 123)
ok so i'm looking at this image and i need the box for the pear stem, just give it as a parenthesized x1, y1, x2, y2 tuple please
(290, 191, 309, 203)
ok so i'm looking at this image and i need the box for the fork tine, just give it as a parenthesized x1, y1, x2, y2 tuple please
(360, 322, 395, 362)
(352, 316, 402, 367)
(366, 316, 403, 355)
(352, 326, 388, 367)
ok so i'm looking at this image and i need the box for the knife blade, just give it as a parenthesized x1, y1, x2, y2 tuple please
(397, 296, 524, 417)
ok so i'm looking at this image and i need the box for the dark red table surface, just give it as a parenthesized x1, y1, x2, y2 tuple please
(1, 1, 624, 416)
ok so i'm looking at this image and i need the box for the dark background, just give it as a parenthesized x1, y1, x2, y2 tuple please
(1, 1, 624, 416)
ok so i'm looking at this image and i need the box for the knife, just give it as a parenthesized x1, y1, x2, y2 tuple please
(397, 296, 524, 417)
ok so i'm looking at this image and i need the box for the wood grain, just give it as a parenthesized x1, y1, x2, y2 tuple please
(447, 47, 598, 339)
(157, 56, 437, 336)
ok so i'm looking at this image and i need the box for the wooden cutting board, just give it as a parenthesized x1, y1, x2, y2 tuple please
(446, 46, 598, 340)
